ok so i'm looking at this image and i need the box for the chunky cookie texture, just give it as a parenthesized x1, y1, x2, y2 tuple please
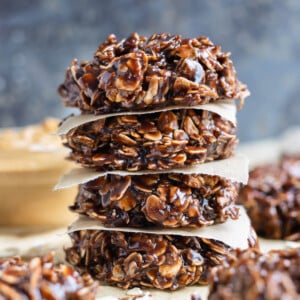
(59, 31, 251, 293)
(66, 229, 258, 290)
(58, 33, 248, 114)
(239, 154, 300, 241)
(0, 252, 98, 300)
(64, 109, 237, 171)
(71, 173, 239, 228)
(207, 247, 300, 300)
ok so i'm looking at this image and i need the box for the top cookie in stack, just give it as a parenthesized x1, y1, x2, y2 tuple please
(59, 32, 248, 114)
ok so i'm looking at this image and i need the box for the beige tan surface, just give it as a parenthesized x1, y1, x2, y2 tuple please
(0, 117, 61, 151)
(0, 118, 77, 227)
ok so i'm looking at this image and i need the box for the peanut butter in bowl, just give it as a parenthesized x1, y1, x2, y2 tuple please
(0, 118, 77, 229)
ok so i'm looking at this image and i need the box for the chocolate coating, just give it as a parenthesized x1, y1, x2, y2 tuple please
(239, 154, 300, 240)
(71, 173, 239, 228)
(65, 228, 258, 290)
(64, 109, 237, 171)
(58, 33, 248, 114)
(208, 247, 300, 299)
(0, 252, 98, 300)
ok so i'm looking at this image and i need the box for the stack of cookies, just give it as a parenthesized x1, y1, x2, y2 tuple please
(56, 33, 256, 290)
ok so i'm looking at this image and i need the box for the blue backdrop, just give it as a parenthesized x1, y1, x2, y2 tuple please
(1, 0, 300, 141)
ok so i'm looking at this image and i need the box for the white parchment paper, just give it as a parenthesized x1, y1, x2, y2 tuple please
(68, 206, 251, 250)
(57, 100, 236, 135)
(55, 154, 249, 190)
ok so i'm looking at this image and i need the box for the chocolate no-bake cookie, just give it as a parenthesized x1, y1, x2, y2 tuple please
(239, 154, 300, 240)
(58, 33, 248, 114)
(0, 252, 98, 300)
(207, 247, 300, 300)
(64, 109, 237, 171)
(65, 229, 258, 290)
(71, 173, 239, 228)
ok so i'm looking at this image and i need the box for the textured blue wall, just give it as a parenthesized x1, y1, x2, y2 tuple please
(1, 0, 300, 141)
